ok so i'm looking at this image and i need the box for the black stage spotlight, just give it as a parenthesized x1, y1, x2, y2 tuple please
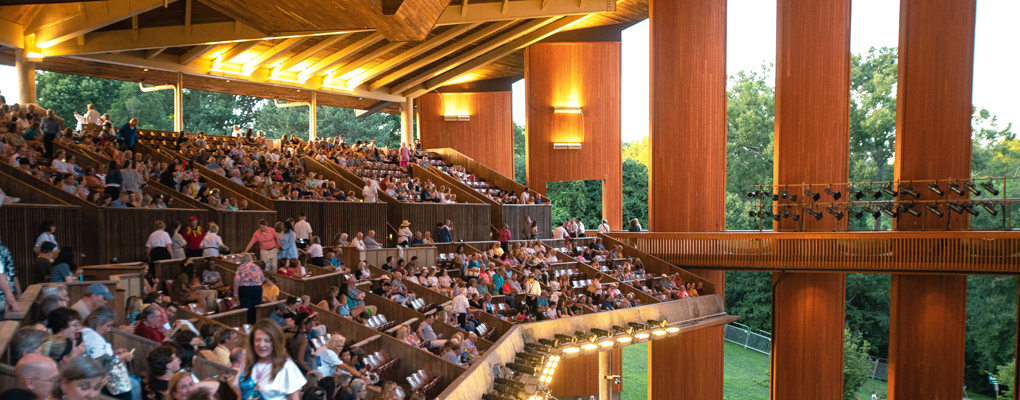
(482, 393, 515, 400)
(880, 183, 898, 197)
(506, 362, 539, 375)
(898, 203, 921, 217)
(747, 190, 761, 199)
(629, 322, 648, 331)
(537, 339, 559, 348)
(761, 190, 779, 201)
(947, 202, 964, 214)
(825, 186, 842, 201)
(748, 210, 760, 218)
(575, 331, 597, 343)
(778, 189, 797, 202)
(804, 189, 821, 201)
(947, 182, 965, 196)
(525, 343, 550, 353)
(899, 184, 920, 199)
(768, 211, 781, 221)
(779, 208, 800, 221)
(981, 181, 1000, 196)
(925, 204, 944, 217)
(613, 325, 634, 335)
(495, 378, 526, 390)
(960, 202, 980, 216)
(964, 182, 982, 196)
(863, 187, 882, 200)
(517, 352, 544, 363)
(869, 207, 882, 219)
(826, 206, 844, 221)
(880, 204, 898, 218)
(847, 207, 864, 220)
(980, 202, 998, 216)
(555, 334, 577, 344)
(805, 208, 824, 221)
(591, 328, 613, 338)
(647, 319, 668, 328)
(847, 187, 865, 200)
(492, 384, 526, 400)
(927, 182, 945, 197)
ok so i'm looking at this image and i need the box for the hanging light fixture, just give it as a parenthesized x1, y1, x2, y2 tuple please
(779, 208, 800, 221)
(960, 202, 980, 216)
(925, 203, 944, 217)
(778, 188, 797, 202)
(824, 186, 842, 201)
(979, 202, 998, 216)
(947, 182, 965, 196)
(927, 182, 945, 197)
(803, 189, 821, 201)
(847, 187, 865, 200)
(880, 204, 898, 217)
(964, 181, 982, 196)
(880, 183, 898, 197)
(981, 181, 1000, 196)
(947, 202, 964, 214)
(847, 207, 864, 220)
(898, 203, 921, 217)
(899, 184, 920, 199)
(869, 207, 882, 219)
(804, 208, 824, 221)
(825, 206, 844, 221)
(863, 186, 882, 200)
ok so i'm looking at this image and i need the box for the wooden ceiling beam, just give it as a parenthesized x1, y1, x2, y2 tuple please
(368, 20, 514, 92)
(213, 40, 260, 67)
(389, 18, 557, 94)
(357, 100, 395, 118)
(271, 34, 349, 77)
(297, 33, 385, 82)
(404, 14, 589, 98)
(41, 21, 355, 56)
(179, 44, 216, 64)
(241, 37, 308, 74)
(322, 41, 403, 85)
(436, 0, 614, 25)
(345, 23, 478, 89)
(144, 47, 167, 59)
(0, 18, 24, 49)
(28, 0, 174, 49)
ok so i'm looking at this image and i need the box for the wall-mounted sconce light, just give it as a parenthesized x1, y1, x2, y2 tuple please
(443, 115, 471, 122)
(553, 106, 582, 114)
(553, 142, 582, 150)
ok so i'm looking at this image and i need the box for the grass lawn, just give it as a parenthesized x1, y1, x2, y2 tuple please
(620, 341, 996, 400)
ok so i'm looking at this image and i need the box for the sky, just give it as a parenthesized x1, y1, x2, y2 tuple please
(2, 0, 1016, 142)
(510, 0, 1020, 143)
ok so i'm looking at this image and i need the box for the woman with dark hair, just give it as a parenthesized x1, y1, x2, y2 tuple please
(176, 259, 218, 310)
(172, 332, 198, 371)
(47, 307, 82, 339)
(287, 314, 315, 374)
(54, 355, 107, 400)
(233, 319, 306, 400)
(34, 220, 57, 255)
(105, 160, 122, 199)
(278, 221, 298, 268)
(50, 246, 81, 282)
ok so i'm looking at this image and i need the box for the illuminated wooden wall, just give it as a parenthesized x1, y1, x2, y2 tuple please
(889, 0, 976, 398)
(769, 0, 851, 397)
(524, 41, 622, 229)
(419, 91, 515, 177)
(547, 349, 622, 397)
(647, 0, 727, 398)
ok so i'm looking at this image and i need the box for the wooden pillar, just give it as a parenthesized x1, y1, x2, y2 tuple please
(771, 272, 846, 399)
(309, 92, 317, 140)
(174, 72, 184, 132)
(888, 1, 975, 399)
(548, 349, 621, 398)
(768, 0, 851, 397)
(15, 49, 37, 105)
(646, 1, 726, 398)
(525, 42, 622, 228)
(648, 0, 726, 234)
(400, 97, 413, 146)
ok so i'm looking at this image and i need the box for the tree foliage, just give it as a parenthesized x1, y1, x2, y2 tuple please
(965, 276, 1018, 395)
(726, 63, 775, 231)
(843, 329, 873, 400)
(35, 72, 173, 130)
(724, 271, 772, 332)
(992, 360, 1015, 399)
(845, 273, 890, 357)
(514, 122, 527, 185)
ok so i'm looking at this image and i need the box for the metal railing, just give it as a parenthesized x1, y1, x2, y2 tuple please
(724, 323, 772, 355)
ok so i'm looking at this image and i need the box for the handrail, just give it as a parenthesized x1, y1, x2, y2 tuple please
(152, 146, 274, 211)
(409, 164, 487, 204)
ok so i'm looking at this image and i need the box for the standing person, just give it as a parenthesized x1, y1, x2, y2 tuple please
(243, 219, 280, 273)
(396, 220, 412, 247)
(233, 261, 264, 324)
(146, 220, 173, 268)
(34, 242, 55, 284)
(116, 118, 139, 151)
(293, 214, 312, 250)
(169, 221, 187, 260)
(597, 219, 611, 234)
(182, 216, 205, 258)
(498, 224, 511, 254)
(277, 222, 298, 269)
(451, 290, 470, 329)
(40, 109, 62, 159)
(575, 218, 586, 237)
(524, 275, 541, 317)
(200, 223, 229, 257)
(233, 320, 307, 400)
(628, 218, 642, 232)
(398, 142, 410, 167)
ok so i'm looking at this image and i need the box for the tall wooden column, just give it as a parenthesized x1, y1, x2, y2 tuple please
(15, 49, 37, 105)
(400, 97, 413, 146)
(646, 0, 726, 399)
(525, 41, 622, 228)
(770, 0, 851, 398)
(174, 72, 184, 132)
(888, 1, 975, 398)
(419, 78, 515, 177)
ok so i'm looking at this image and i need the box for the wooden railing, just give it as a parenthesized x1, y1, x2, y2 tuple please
(598, 234, 718, 294)
(608, 231, 1020, 274)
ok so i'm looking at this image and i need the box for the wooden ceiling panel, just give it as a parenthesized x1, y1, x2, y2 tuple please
(96, 1, 232, 32)
(0, 4, 42, 25)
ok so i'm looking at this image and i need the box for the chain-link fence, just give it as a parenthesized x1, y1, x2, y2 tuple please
(724, 323, 772, 355)
(868, 357, 889, 381)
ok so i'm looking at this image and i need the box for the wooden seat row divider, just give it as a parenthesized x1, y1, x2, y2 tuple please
(541, 244, 661, 305)
(362, 289, 494, 352)
(143, 144, 275, 211)
(598, 233, 717, 295)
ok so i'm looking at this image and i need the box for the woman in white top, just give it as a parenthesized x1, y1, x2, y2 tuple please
(200, 223, 229, 257)
(233, 320, 306, 400)
(170, 221, 187, 259)
(307, 236, 324, 267)
(396, 220, 412, 247)
(35, 220, 59, 255)
(597, 219, 611, 234)
(314, 334, 364, 379)
(146, 220, 174, 265)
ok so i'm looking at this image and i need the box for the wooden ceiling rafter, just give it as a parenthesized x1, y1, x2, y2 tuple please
(388, 17, 558, 94)
(213, 40, 259, 67)
(27, 0, 173, 49)
(404, 14, 590, 97)
(321, 41, 404, 86)
(366, 20, 516, 92)
(345, 22, 479, 89)
(144, 47, 167, 59)
(240, 37, 307, 74)
(435, 0, 615, 25)
(179, 44, 216, 64)
(271, 34, 349, 77)
(297, 32, 386, 82)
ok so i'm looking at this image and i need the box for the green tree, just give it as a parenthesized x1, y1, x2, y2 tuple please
(845, 273, 890, 357)
(254, 103, 310, 140)
(849, 47, 897, 184)
(107, 83, 174, 131)
(970, 107, 1017, 230)
(724, 271, 772, 332)
(843, 329, 873, 400)
(622, 158, 648, 228)
(965, 275, 1018, 396)
(547, 180, 602, 229)
(182, 89, 261, 135)
(992, 360, 1015, 399)
(36, 72, 124, 124)
(726, 63, 775, 231)
(514, 122, 527, 185)
(315, 105, 402, 148)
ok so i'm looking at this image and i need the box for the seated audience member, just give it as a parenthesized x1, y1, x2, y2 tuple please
(50, 247, 81, 283)
(53, 355, 108, 400)
(146, 344, 181, 400)
(211, 328, 239, 366)
(47, 307, 82, 341)
(176, 260, 218, 310)
(5, 353, 58, 400)
(263, 276, 280, 302)
(270, 302, 296, 330)
(362, 230, 382, 249)
(10, 328, 49, 365)
(136, 305, 184, 343)
(80, 306, 139, 400)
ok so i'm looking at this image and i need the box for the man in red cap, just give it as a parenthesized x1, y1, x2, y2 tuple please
(182, 216, 205, 258)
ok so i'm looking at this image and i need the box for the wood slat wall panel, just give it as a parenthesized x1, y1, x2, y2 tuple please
(273, 200, 387, 248)
(418, 92, 515, 177)
(217, 210, 278, 254)
(0, 204, 83, 286)
(524, 42, 623, 229)
(394, 203, 492, 243)
(500, 204, 552, 241)
(771, 272, 845, 399)
(101, 209, 211, 264)
(648, 327, 722, 400)
(548, 348, 622, 397)
(358, 247, 437, 269)
(647, 0, 727, 234)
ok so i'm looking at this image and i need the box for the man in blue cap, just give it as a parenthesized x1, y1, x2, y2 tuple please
(71, 283, 114, 319)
